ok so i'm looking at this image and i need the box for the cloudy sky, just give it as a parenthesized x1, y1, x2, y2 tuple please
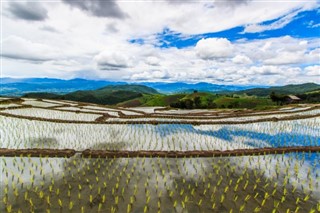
(1, 0, 319, 85)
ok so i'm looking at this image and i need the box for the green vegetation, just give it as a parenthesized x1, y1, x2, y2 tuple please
(169, 92, 276, 110)
(97, 84, 159, 95)
(22, 92, 61, 99)
(297, 91, 320, 103)
(120, 91, 276, 110)
(23, 83, 320, 109)
(24, 85, 159, 105)
(234, 83, 320, 96)
(118, 94, 186, 107)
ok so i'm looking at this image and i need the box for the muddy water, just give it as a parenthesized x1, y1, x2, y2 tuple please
(1, 152, 319, 212)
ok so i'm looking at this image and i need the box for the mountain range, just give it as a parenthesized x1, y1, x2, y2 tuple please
(1, 78, 320, 108)
(0, 78, 259, 96)
(17, 81, 320, 108)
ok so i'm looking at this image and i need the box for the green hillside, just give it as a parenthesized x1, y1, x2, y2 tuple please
(118, 94, 186, 107)
(234, 83, 320, 96)
(23, 83, 320, 108)
(22, 92, 61, 99)
(24, 85, 159, 105)
(118, 91, 276, 110)
(97, 84, 159, 94)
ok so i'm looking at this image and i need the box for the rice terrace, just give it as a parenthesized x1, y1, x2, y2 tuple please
(1, 0, 320, 212)
(1, 96, 319, 212)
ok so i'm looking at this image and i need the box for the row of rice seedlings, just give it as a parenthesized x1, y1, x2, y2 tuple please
(40, 99, 79, 106)
(1, 116, 319, 150)
(3, 108, 101, 121)
(21, 100, 62, 108)
(0, 103, 24, 109)
(107, 108, 320, 121)
(1, 151, 319, 212)
(53, 106, 120, 117)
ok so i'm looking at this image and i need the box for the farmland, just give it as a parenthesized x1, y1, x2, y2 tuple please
(1, 98, 319, 212)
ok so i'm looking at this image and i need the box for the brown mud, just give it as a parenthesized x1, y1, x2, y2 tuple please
(1, 146, 319, 158)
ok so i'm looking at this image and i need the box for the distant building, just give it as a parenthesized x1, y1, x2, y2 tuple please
(285, 95, 301, 104)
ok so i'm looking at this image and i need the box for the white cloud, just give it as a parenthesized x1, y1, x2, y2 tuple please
(243, 9, 299, 33)
(264, 51, 305, 65)
(304, 65, 320, 76)
(248, 66, 282, 75)
(145, 56, 161, 66)
(94, 51, 132, 70)
(232, 55, 252, 64)
(235, 36, 319, 66)
(1, 35, 60, 62)
(195, 38, 234, 60)
(131, 70, 169, 81)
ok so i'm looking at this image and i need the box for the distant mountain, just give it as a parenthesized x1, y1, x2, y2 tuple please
(0, 78, 125, 96)
(234, 83, 320, 96)
(24, 85, 159, 105)
(0, 78, 259, 96)
(142, 82, 258, 93)
(1, 77, 318, 99)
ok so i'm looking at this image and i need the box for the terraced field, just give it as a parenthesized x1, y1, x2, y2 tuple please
(1, 98, 319, 212)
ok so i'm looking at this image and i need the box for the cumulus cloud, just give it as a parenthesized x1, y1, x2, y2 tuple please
(94, 51, 132, 70)
(249, 66, 282, 75)
(195, 38, 234, 60)
(62, 0, 127, 19)
(1, 36, 60, 62)
(263, 51, 305, 65)
(214, 0, 250, 7)
(131, 70, 170, 81)
(145, 56, 161, 66)
(232, 55, 252, 64)
(304, 65, 320, 76)
(306, 48, 320, 63)
(8, 2, 48, 21)
(40, 25, 60, 33)
(234, 36, 319, 66)
(105, 23, 118, 33)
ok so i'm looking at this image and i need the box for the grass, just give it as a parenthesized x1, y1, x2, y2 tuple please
(213, 96, 276, 109)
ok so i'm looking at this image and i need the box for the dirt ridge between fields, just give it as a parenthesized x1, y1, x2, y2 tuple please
(1, 146, 319, 158)
(0, 111, 319, 125)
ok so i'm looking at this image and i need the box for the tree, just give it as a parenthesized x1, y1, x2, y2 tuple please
(208, 102, 217, 109)
(194, 96, 201, 108)
(185, 99, 194, 109)
(270, 91, 278, 102)
(270, 92, 286, 105)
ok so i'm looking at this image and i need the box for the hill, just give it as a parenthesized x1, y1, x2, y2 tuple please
(24, 85, 159, 105)
(97, 84, 159, 94)
(117, 92, 276, 110)
(118, 94, 186, 107)
(233, 83, 320, 96)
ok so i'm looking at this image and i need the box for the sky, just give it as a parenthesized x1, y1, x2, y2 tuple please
(0, 0, 319, 85)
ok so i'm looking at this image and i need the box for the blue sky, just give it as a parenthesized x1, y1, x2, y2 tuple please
(1, 0, 319, 85)
(131, 9, 320, 49)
